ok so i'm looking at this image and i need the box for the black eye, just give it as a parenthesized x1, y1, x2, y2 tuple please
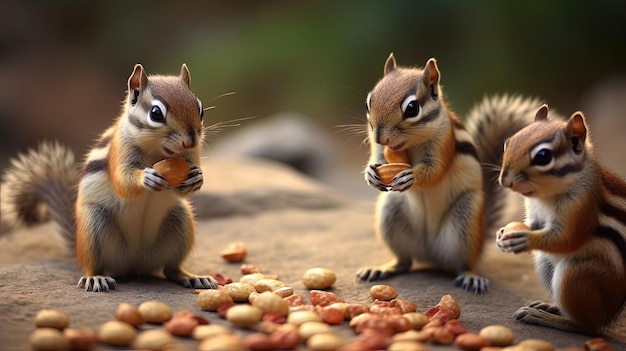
(150, 105, 165, 123)
(403, 100, 419, 118)
(532, 149, 553, 166)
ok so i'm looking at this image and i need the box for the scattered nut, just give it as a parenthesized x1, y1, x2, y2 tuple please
(479, 324, 515, 347)
(226, 305, 264, 328)
(224, 282, 256, 302)
(153, 157, 189, 187)
(29, 328, 68, 351)
(390, 298, 417, 313)
(138, 301, 173, 324)
(302, 268, 336, 289)
(98, 320, 136, 346)
(240, 264, 262, 275)
(454, 332, 490, 351)
(252, 291, 289, 316)
(63, 327, 98, 351)
(388, 340, 429, 351)
(34, 309, 70, 330)
(519, 338, 555, 351)
(369, 284, 399, 301)
(197, 289, 234, 311)
(221, 242, 247, 262)
(115, 302, 143, 326)
(298, 321, 333, 340)
(273, 286, 294, 298)
(132, 329, 175, 350)
(163, 310, 199, 337)
(287, 310, 323, 326)
(584, 338, 614, 351)
(192, 324, 233, 341)
(307, 332, 344, 351)
(197, 334, 245, 351)
(425, 294, 461, 323)
(310, 290, 345, 307)
(403, 312, 429, 330)
(253, 278, 285, 293)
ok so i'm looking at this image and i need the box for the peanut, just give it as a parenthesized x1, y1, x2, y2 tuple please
(132, 329, 175, 350)
(302, 267, 336, 289)
(63, 327, 98, 351)
(307, 332, 344, 351)
(34, 309, 70, 330)
(479, 324, 515, 347)
(454, 332, 490, 351)
(224, 282, 256, 302)
(384, 146, 409, 164)
(221, 241, 247, 262)
(29, 328, 68, 351)
(114, 302, 143, 327)
(197, 289, 234, 311)
(252, 291, 289, 316)
(98, 321, 136, 346)
(138, 301, 173, 324)
(369, 284, 398, 301)
(376, 163, 412, 186)
(226, 305, 263, 328)
(152, 157, 189, 187)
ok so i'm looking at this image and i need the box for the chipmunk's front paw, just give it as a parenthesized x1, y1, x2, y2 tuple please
(78, 275, 117, 292)
(365, 164, 388, 192)
(496, 230, 530, 254)
(176, 165, 203, 194)
(143, 168, 171, 191)
(389, 168, 414, 192)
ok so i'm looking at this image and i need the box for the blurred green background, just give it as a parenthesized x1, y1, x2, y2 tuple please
(1, 0, 625, 171)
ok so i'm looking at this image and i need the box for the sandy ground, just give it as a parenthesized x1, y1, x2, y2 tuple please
(0, 157, 625, 350)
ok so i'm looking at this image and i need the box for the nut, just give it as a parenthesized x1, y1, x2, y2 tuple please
(369, 284, 398, 301)
(241, 264, 262, 274)
(454, 332, 490, 351)
(253, 278, 285, 293)
(98, 320, 136, 346)
(285, 294, 306, 307)
(197, 334, 245, 351)
(584, 338, 614, 351)
(115, 302, 144, 326)
(402, 312, 429, 330)
(132, 329, 175, 350)
(252, 291, 289, 316)
(273, 286, 294, 298)
(287, 310, 323, 326)
(34, 309, 70, 330)
(388, 340, 428, 351)
(298, 321, 332, 340)
(302, 267, 336, 289)
(479, 324, 515, 347)
(192, 324, 233, 341)
(63, 327, 98, 351)
(519, 339, 555, 351)
(317, 306, 345, 325)
(376, 163, 412, 186)
(29, 328, 68, 351)
(425, 294, 461, 323)
(384, 147, 410, 164)
(138, 301, 173, 324)
(197, 289, 234, 311)
(224, 282, 256, 302)
(503, 221, 530, 233)
(307, 332, 344, 351)
(152, 157, 189, 187)
(221, 241, 247, 262)
(164, 310, 199, 337)
(310, 290, 345, 307)
(390, 298, 417, 313)
(226, 304, 264, 327)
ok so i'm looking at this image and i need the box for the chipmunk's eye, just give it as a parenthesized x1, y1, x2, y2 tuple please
(401, 94, 421, 121)
(147, 100, 167, 127)
(530, 143, 554, 171)
(198, 98, 204, 122)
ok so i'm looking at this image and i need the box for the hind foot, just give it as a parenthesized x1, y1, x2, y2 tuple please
(513, 301, 581, 333)
(454, 272, 489, 294)
(78, 275, 117, 292)
(356, 258, 411, 282)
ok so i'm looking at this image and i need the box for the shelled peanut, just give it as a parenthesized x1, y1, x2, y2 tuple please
(376, 146, 411, 186)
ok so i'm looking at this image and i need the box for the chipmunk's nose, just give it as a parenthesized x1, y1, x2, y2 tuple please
(374, 126, 389, 145)
(182, 129, 198, 149)
(499, 169, 513, 188)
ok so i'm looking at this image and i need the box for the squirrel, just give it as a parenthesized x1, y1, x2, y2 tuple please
(496, 104, 626, 334)
(0, 64, 219, 292)
(358, 53, 539, 294)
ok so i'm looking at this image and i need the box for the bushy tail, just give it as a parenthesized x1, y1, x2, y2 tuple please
(465, 95, 542, 231)
(1, 141, 78, 248)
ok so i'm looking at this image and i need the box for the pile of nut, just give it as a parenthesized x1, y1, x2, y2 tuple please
(29, 249, 616, 350)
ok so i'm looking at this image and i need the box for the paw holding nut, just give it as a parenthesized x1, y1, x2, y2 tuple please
(153, 157, 190, 187)
(377, 147, 411, 186)
(497, 221, 531, 254)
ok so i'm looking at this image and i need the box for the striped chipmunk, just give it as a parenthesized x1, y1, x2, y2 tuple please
(358, 53, 541, 294)
(1, 64, 219, 292)
(497, 104, 626, 334)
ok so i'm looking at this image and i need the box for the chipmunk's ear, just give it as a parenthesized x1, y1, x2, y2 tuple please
(566, 111, 588, 154)
(423, 58, 440, 86)
(534, 104, 549, 121)
(128, 64, 148, 105)
(384, 53, 397, 75)
(180, 64, 191, 87)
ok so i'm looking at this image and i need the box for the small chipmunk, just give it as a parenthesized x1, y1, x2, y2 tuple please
(1, 64, 218, 292)
(359, 53, 538, 294)
(497, 104, 626, 334)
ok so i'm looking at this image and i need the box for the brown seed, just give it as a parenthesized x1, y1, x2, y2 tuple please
(132, 329, 175, 350)
(425, 294, 461, 323)
(115, 303, 144, 326)
(29, 328, 68, 351)
(302, 268, 336, 289)
(479, 324, 515, 347)
(269, 325, 300, 350)
(153, 157, 189, 187)
(369, 284, 399, 301)
(224, 282, 256, 302)
(390, 298, 417, 313)
(285, 294, 306, 307)
(221, 242, 247, 262)
(164, 310, 199, 337)
(197, 289, 234, 311)
(584, 338, 615, 351)
(98, 321, 136, 346)
(240, 264, 262, 275)
(34, 309, 70, 330)
(384, 147, 410, 164)
(317, 306, 345, 325)
(63, 327, 98, 351)
(376, 163, 412, 186)
(454, 332, 490, 351)
(503, 221, 530, 233)
(310, 290, 345, 307)
(138, 301, 173, 324)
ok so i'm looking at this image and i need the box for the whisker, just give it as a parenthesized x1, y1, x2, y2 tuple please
(208, 91, 237, 102)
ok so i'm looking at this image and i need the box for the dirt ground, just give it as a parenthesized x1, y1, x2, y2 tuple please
(0, 156, 625, 350)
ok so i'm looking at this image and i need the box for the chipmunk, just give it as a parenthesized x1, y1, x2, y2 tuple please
(497, 104, 626, 334)
(358, 53, 539, 294)
(1, 64, 219, 292)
